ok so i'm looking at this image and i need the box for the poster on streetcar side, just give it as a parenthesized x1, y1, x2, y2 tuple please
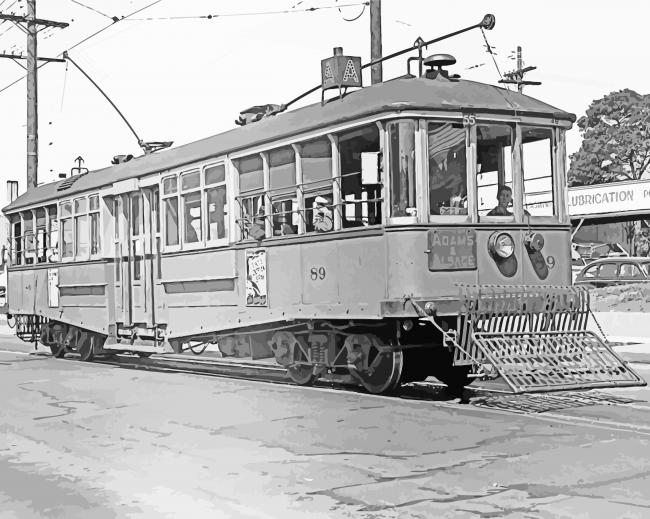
(246, 249, 268, 307)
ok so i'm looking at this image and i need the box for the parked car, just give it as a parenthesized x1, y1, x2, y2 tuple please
(574, 257, 650, 288)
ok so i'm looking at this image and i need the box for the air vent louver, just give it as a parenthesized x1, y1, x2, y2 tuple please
(56, 172, 88, 191)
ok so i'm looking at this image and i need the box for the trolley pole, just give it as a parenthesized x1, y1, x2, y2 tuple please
(0, 1, 68, 190)
(370, 0, 382, 84)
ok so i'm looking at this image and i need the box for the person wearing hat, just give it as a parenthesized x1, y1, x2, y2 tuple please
(312, 196, 333, 232)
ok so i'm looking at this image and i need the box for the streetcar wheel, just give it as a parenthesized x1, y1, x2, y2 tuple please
(287, 364, 316, 386)
(137, 352, 153, 358)
(345, 335, 403, 394)
(49, 343, 66, 359)
(355, 350, 403, 394)
(77, 335, 95, 362)
(286, 334, 316, 386)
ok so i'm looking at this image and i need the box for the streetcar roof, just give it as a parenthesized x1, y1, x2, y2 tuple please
(4, 76, 575, 213)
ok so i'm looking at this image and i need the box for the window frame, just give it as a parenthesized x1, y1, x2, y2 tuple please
(179, 169, 203, 249)
(73, 196, 90, 261)
(59, 199, 74, 262)
(160, 161, 231, 252)
(203, 162, 229, 246)
(58, 193, 101, 263)
(425, 118, 471, 224)
(89, 194, 101, 259)
(520, 124, 558, 223)
(161, 174, 181, 252)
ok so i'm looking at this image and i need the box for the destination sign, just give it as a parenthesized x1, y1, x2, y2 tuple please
(427, 228, 477, 271)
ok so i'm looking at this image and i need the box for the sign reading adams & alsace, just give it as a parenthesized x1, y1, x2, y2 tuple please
(427, 228, 477, 271)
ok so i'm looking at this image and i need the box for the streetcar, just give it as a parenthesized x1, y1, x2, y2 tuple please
(3, 16, 644, 395)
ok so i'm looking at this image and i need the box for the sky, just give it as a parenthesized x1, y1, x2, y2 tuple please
(0, 0, 648, 195)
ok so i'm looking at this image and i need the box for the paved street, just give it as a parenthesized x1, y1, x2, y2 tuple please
(1, 336, 650, 519)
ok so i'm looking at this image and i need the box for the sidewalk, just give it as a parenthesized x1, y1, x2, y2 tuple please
(588, 312, 650, 344)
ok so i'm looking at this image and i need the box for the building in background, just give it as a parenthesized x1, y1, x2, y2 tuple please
(569, 179, 650, 258)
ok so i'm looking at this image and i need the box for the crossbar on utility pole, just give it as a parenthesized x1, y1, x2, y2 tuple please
(0, 1, 69, 190)
(499, 45, 541, 94)
(0, 52, 66, 63)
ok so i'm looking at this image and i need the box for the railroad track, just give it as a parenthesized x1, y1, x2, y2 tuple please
(35, 350, 648, 434)
(6, 346, 649, 436)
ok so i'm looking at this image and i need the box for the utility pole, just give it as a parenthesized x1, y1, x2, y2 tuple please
(0, 1, 68, 190)
(499, 45, 541, 94)
(369, 0, 382, 84)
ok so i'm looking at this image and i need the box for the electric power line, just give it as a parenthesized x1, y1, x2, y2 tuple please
(68, 0, 113, 21)
(0, 0, 165, 95)
(124, 2, 369, 21)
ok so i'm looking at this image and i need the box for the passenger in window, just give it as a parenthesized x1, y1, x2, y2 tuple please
(487, 185, 513, 216)
(429, 147, 467, 216)
(313, 196, 333, 232)
(248, 205, 266, 241)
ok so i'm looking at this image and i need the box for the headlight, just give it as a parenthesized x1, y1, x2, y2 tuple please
(489, 232, 515, 259)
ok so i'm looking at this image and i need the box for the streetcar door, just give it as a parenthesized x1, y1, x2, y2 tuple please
(126, 190, 159, 326)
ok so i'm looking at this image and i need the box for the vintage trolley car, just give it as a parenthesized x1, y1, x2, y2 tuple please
(3, 35, 643, 394)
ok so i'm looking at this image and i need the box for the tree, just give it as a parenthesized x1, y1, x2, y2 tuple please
(568, 89, 650, 186)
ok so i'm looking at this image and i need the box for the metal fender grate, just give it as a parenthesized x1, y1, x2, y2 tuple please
(472, 330, 646, 393)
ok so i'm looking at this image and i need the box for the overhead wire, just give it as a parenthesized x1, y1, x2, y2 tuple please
(124, 2, 369, 21)
(335, 0, 366, 22)
(0, 0, 165, 95)
(68, 0, 114, 21)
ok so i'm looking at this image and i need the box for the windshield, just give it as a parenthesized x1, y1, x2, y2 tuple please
(428, 122, 467, 216)
(476, 124, 513, 217)
(641, 263, 650, 276)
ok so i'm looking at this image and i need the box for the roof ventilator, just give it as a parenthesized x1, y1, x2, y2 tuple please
(57, 156, 89, 191)
(423, 54, 460, 82)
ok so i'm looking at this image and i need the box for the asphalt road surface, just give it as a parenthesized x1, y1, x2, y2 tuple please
(1, 336, 650, 519)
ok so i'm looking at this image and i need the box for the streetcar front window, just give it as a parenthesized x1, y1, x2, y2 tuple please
(476, 124, 514, 218)
(522, 126, 555, 217)
(428, 122, 467, 216)
(387, 120, 416, 218)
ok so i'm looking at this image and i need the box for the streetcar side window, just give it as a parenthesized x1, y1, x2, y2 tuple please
(428, 122, 468, 217)
(47, 206, 58, 262)
(269, 146, 297, 236)
(387, 120, 416, 218)
(89, 195, 101, 256)
(180, 170, 202, 244)
(74, 197, 89, 259)
(35, 208, 47, 263)
(338, 124, 382, 227)
(10, 215, 22, 265)
(162, 175, 179, 247)
(301, 137, 333, 233)
(236, 155, 265, 240)
(23, 212, 34, 264)
(59, 201, 73, 259)
(204, 164, 228, 242)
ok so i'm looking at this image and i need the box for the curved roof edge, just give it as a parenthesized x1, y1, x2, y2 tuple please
(4, 77, 575, 213)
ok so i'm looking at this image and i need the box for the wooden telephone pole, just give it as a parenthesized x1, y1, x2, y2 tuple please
(369, 0, 382, 84)
(499, 45, 541, 94)
(0, 0, 68, 189)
